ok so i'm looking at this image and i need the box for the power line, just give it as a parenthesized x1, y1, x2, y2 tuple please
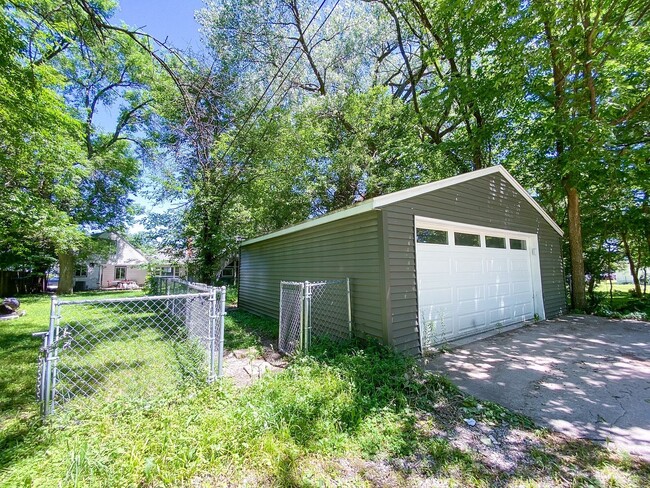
(220, 0, 340, 162)
(238, 0, 342, 139)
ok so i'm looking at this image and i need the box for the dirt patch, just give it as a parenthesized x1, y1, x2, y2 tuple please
(221, 341, 288, 387)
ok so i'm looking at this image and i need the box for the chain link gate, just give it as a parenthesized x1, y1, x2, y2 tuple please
(35, 280, 226, 417)
(150, 276, 213, 296)
(278, 279, 352, 355)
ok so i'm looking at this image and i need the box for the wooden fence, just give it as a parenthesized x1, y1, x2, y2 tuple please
(0, 271, 45, 296)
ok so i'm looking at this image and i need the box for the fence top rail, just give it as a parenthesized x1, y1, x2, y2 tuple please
(308, 279, 347, 286)
(155, 277, 215, 292)
(281, 279, 348, 286)
(56, 292, 213, 306)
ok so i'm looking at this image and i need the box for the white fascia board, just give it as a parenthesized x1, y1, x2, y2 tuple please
(242, 200, 376, 246)
(242, 165, 563, 246)
(371, 166, 502, 207)
(241, 170, 503, 247)
(495, 168, 564, 237)
(374, 165, 564, 237)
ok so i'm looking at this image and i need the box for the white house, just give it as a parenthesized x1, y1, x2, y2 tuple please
(149, 251, 188, 280)
(73, 233, 149, 291)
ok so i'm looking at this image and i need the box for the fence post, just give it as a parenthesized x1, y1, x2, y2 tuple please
(346, 277, 352, 339)
(217, 286, 227, 377)
(207, 287, 217, 383)
(303, 281, 311, 352)
(43, 295, 58, 417)
(298, 282, 305, 352)
(279, 283, 284, 336)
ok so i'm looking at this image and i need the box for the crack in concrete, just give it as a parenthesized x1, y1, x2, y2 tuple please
(602, 382, 629, 428)
(424, 315, 650, 461)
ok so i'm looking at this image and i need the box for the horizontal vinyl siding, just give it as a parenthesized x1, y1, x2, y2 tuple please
(239, 211, 385, 341)
(382, 172, 566, 355)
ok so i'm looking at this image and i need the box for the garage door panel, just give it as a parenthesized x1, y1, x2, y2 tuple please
(419, 306, 454, 344)
(454, 257, 484, 274)
(510, 282, 532, 295)
(510, 279, 532, 290)
(418, 268, 452, 280)
(509, 258, 530, 272)
(418, 270, 452, 282)
(420, 304, 453, 322)
(417, 221, 539, 347)
(485, 296, 508, 311)
(455, 301, 484, 315)
(485, 259, 509, 273)
(457, 311, 488, 334)
(487, 283, 510, 298)
(510, 302, 533, 318)
(456, 285, 485, 301)
(419, 287, 453, 306)
(488, 307, 509, 324)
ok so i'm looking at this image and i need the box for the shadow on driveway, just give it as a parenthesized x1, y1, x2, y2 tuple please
(423, 315, 650, 461)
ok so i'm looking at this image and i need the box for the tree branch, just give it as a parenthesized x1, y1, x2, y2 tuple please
(611, 92, 650, 126)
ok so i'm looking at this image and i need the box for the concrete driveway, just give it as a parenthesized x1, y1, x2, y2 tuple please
(423, 315, 650, 461)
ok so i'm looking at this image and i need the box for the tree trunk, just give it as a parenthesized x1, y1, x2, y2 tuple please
(587, 273, 596, 304)
(199, 208, 216, 285)
(564, 180, 586, 310)
(621, 233, 643, 298)
(57, 252, 75, 294)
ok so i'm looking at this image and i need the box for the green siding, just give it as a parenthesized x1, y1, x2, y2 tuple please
(239, 172, 565, 357)
(239, 211, 386, 341)
(381, 172, 566, 355)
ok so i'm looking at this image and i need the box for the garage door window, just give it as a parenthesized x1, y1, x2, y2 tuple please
(485, 236, 506, 249)
(417, 229, 448, 245)
(454, 232, 481, 247)
(510, 238, 527, 250)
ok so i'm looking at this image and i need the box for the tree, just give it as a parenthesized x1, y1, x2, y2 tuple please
(180, 0, 529, 279)
(515, 0, 650, 309)
(53, 34, 156, 292)
(1, 1, 167, 293)
(154, 0, 649, 295)
(0, 2, 89, 282)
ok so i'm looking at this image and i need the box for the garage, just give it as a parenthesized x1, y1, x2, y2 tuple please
(238, 165, 566, 355)
(415, 218, 544, 345)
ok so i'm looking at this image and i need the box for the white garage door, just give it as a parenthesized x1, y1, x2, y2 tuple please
(415, 217, 545, 348)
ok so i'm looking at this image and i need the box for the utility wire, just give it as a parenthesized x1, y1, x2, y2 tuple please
(235, 0, 342, 144)
(220, 0, 340, 162)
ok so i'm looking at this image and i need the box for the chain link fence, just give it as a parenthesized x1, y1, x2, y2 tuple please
(149, 276, 213, 295)
(278, 279, 351, 355)
(35, 279, 226, 417)
(279, 282, 304, 354)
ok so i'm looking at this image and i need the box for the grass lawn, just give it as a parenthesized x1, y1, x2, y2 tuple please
(592, 282, 649, 320)
(594, 283, 638, 293)
(1, 293, 649, 486)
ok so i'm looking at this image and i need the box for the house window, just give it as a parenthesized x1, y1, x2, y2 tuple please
(485, 236, 506, 249)
(114, 266, 127, 280)
(416, 229, 448, 245)
(510, 238, 527, 250)
(74, 266, 87, 278)
(454, 232, 481, 247)
(222, 267, 234, 277)
(158, 266, 174, 277)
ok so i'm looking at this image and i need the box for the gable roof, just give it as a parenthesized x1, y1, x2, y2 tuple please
(95, 232, 149, 266)
(243, 166, 563, 246)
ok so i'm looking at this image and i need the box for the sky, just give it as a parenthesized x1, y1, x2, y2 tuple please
(113, 0, 205, 50)
(96, 0, 205, 130)
(107, 0, 206, 232)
